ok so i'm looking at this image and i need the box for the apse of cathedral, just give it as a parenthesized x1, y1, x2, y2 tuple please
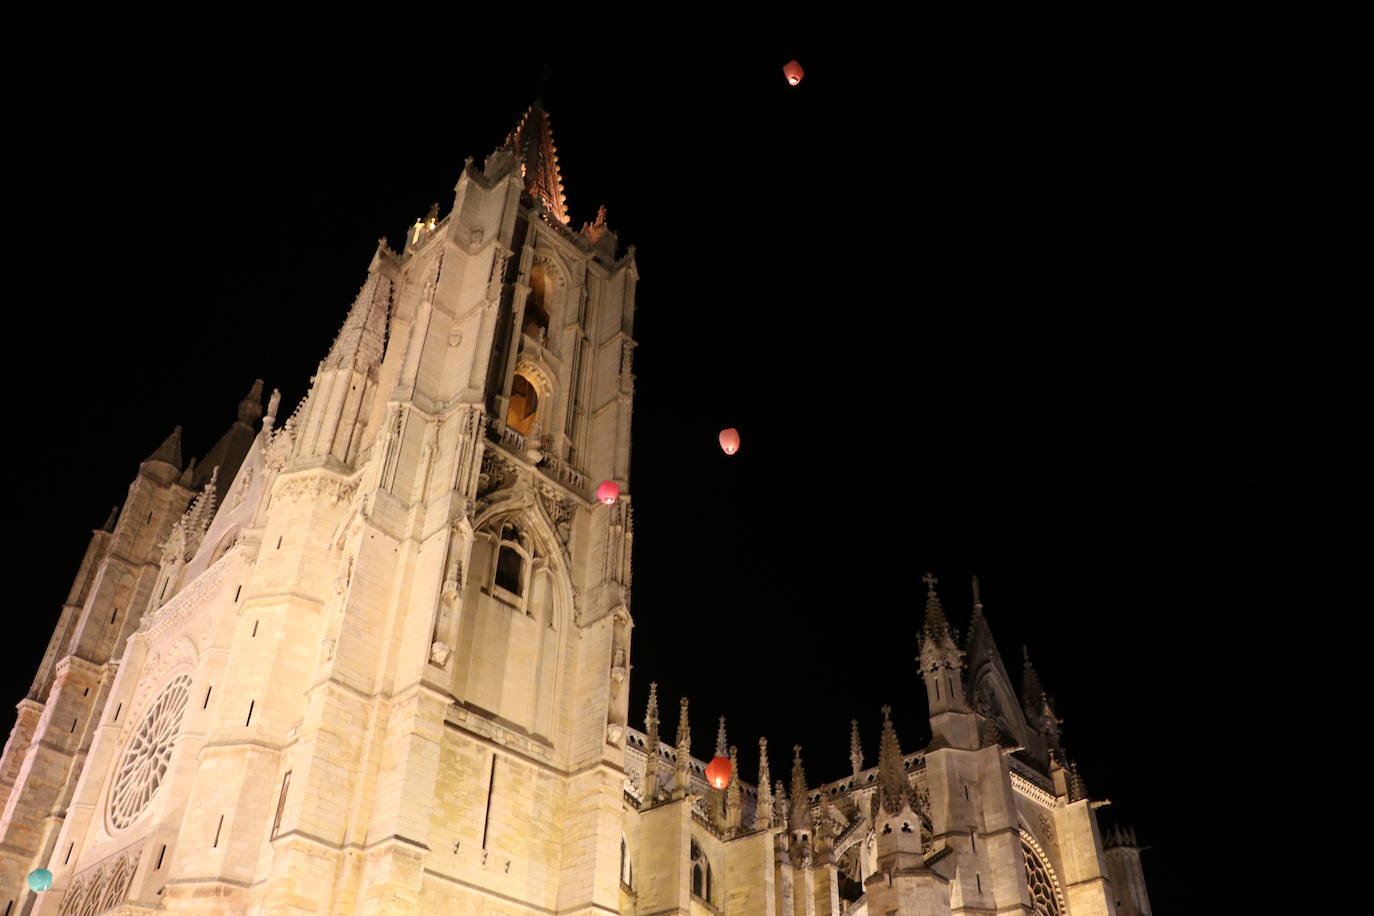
(0, 103, 1151, 916)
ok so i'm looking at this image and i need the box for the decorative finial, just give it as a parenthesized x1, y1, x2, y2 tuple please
(755, 737, 773, 829)
(849, 719, 863, 776)
(715, 716, 728, 757)
(922, 572, 939, 596)
(972, 574, 982, 611)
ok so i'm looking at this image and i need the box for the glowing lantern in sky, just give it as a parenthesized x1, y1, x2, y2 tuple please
(783, 60, 804, 86)
(718, 428, 740, 455)
(596, 480, 620, 505)
(28, 869, 53, 892)
(705, 755, 732, 789)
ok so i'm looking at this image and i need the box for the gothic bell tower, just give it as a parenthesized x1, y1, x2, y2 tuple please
(9, 102, 638, 916)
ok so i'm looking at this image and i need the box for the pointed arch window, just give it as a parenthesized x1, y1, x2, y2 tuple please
(493, 523, 531, 599)
(523, 265, 553, 343)
(507, 372, 540, 436)
(690, 839, 714, 903)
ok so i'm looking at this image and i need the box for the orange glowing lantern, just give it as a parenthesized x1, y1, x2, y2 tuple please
(705, 755, 732, 789)
(718, 428, 740, 455)
(596, 480, 620, 505)
(783, 60, 804, 86)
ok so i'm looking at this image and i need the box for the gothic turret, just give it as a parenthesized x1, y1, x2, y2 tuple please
(1104, 825, 1154, 916)
(675, 697, 692, 796)
(872, 707, 923, 865)
(919, 574, 978, 749)
(642, 682, 661, 808)
(754, 738, 773, 829)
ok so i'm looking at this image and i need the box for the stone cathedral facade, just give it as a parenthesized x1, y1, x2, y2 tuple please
(0, 105, 1151, 916)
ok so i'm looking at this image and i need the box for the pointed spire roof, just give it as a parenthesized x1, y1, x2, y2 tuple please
(326, 270, 391, 371)
(788, 745, 811, 831)
(715, 716, 728, 757)
(644, 681, 660, 742)
(921, 573, 953, 643)
(875, 706, 918, 816)
(145, 426, 183, 468)
(676, 697, 691, 754)
(506, 101, 569, 224)
(849, 719, 864, 775)
(755, 737, 773, 828)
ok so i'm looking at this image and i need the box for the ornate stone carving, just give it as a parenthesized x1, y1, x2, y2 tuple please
(430, 641, 452, 667)
(109, 674, 192, 831)
(477, 450, 518, 498)
(277, 471, 359, 505)
(139, 557, 229, 643)
(535, 481, 573, 549)
(58, 843, 142, 916)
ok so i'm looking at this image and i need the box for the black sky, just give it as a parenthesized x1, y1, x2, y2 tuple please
(2, 32, 1298, 913)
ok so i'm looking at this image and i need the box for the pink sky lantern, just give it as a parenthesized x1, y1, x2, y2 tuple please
(596, 480, 620, 505)
(783, 60, 804, 86)
(705, 755, 731, 790)
(718, 428, 740, 455)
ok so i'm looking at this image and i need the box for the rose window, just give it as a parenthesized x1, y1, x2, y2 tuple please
(109, 674, 192, 829)
(1022, 832, 1064, 916)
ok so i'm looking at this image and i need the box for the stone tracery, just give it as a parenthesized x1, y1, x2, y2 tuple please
(109, 674, 192, 830)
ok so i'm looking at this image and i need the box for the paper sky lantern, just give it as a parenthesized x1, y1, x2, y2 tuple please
(596, 480, 620, 505)
(718, 428, 740, 455)
(705, 755, 732, 790)
(783, 60, 804, 86)
(28, 869, 53, 892)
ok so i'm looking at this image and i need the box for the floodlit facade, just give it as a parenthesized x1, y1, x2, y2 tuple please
(0, 105, 1150, 916)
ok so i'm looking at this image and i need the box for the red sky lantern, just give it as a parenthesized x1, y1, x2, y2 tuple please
(596, 480, 620, 505)
(705, 755, 731, 789)
(783, 60, 804, 86)
(718, 428, 740, 455)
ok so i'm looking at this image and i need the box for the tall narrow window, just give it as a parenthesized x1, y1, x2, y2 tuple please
(523, 265, 552, 342)
(494, 524, 528, 598)
(506, 373, 539, 436)
(271, 771, 292, 840)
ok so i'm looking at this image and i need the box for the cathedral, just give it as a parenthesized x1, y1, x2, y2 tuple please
(0, 103, 1152, 916)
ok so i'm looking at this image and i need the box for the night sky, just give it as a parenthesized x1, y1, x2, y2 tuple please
(4, 33, 1294, 913)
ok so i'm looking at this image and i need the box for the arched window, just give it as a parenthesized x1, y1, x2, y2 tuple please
(690, 839, 713, 902)
(1021, 832, 1065, 916)
(523, 265, 553, 341)
(507, 372, 539, 436)
(494, 523, 529, 598)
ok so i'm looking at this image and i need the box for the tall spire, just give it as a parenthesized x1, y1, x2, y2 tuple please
(506, 102, 569, 224)
(675, 697, 691, 792)
(849, 719, 864, 777)
(787, 745, 810, 832)
(754, 738, 773, 829)
(874, 706, 917, 816)
(715, 716, 728, 757)
(326, 271, 391, 371)
(642, 682, 661, 808)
